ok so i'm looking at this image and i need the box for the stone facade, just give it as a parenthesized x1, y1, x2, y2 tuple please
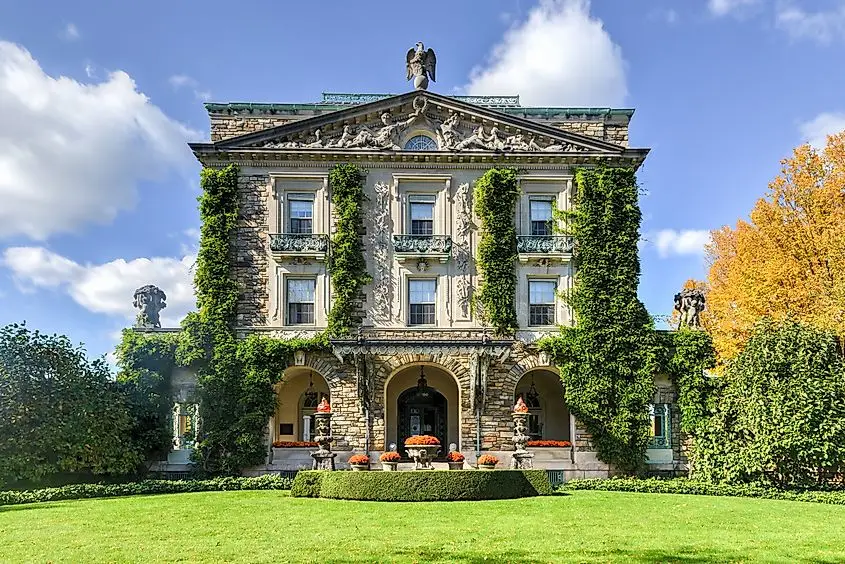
(182, 89, 680, 477)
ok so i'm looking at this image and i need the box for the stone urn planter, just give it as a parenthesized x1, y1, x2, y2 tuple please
(404, 436, 441, 470)
(381, 462, 398, 471)
(477, 454, 499, 470)
(447, 461, 464, 470)
(349, 454, 369, 471)
(446, 451, 465, 470)
(379, 451, 401, 471)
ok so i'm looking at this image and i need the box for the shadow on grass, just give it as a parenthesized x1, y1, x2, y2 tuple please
(323, 545, 844, 563)
(0, 502, 60, 513)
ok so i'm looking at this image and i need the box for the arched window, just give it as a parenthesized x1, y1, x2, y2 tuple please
(404, 135, 438, 151)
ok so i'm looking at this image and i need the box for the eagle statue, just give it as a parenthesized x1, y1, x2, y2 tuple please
(406, 42, 436, 91)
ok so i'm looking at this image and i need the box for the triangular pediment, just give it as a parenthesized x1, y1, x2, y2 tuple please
(212, 91, 627, 155)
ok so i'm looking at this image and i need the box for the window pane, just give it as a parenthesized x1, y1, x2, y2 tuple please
(529, 305, 554, 326)
(531, 221, 552, 236)
(410, 202, 434, 221)
(529, 281, 556, 304)
(409, 279, 436, 303)
(409, 304, 435, 325)
(530, 199, 553, 222)
(288, 303, 314, 325)
(290, 218, 312, 234)
(287, 279, 315, 303)
(411, 220, 433, 235)
(289, 199, 313, 219)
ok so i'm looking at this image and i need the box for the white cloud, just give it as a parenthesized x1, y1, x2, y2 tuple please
(653, 229, 711, 258)
(799, 112, 845, 148)
(0, 41, 201, 241)
(3, 247, 196, 327)
(776, 2, 845, 43)
(708, 0, 760, 17)
(61, 23, 80, 41)
(463, 0, 627, 107)
(168, 74, 212, 101)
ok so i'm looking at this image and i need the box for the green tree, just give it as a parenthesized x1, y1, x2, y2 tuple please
(0, 323, 141, 485)
(694, 318, 845, 487)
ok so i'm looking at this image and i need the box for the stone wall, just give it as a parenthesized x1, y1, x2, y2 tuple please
(235, 174, 271, 327)
(211, 116, 297, 142)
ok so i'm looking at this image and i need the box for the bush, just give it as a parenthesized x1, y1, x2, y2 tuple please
(693, 319, 845, 487)
(290, 471, 326, 498)
(563, 477, 845, 505)
(299, 470, 552, 501)
(0, 475, 292, 506)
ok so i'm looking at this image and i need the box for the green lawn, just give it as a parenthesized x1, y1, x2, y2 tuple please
(1, 490, 844, 563)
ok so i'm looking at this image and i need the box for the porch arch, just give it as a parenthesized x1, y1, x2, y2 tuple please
(272, 367, 330, 443)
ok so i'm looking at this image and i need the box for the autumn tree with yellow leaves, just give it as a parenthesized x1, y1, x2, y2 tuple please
(705, 132, 845, 360)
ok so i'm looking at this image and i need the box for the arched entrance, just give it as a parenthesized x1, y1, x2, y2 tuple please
(514, 369, 571, 442)
(273, 368, 330, 443)
(385, 363, 460, 454)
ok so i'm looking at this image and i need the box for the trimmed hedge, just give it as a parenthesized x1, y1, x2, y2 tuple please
(563, 477, 845, 505)
(0, 475, 292, 506)
(292, 470, 552, 501)
(290, 471, 325, 498)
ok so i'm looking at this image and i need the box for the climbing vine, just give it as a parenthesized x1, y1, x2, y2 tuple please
(539, 165, 658, 473)
(658, 329, 717, 436)
(474, 167, 519, 335)
(326, 163, 371, 337)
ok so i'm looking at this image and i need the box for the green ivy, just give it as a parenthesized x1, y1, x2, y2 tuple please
(114, 329, 181, 464)
(474, 167, 519, 335)
(539, 165, 657, 473)
(658, 329, 717, 436)
(326, 163, 371, 336)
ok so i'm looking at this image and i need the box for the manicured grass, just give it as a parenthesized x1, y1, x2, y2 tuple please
(2, 490, 845, 562)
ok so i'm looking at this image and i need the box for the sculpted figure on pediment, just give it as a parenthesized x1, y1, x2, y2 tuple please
(436, 112, 462, 149)
(346, 111, 416, 150)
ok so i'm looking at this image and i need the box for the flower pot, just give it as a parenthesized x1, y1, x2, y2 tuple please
(478, 464, 496, 470)
(350, 464, 369, 471)
(382, 462, 398, 471)
(404, 444, 441, 470)
(447, 461, 464, 470)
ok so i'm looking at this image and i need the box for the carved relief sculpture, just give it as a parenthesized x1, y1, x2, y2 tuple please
(133, 284, 167, 328)
(453, 182, 474, 318)
(368, 181, 392, 322)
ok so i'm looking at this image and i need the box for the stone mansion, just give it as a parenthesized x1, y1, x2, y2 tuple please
(155, 82, 683, 478)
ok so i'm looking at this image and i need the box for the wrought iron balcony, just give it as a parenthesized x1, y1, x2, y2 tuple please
(517, 235, 574, 262)
(392, 234, 452, 263)
(269, 233, 329, 261)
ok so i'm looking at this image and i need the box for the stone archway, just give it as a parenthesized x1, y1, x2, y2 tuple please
(384, 362, 461, 452)
(513, 369, 570, 442)
(272, 367, 330, 443)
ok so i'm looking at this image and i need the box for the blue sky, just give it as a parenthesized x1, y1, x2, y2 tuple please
(1, 0, 844, 362)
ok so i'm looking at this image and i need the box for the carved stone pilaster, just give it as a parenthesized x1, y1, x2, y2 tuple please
(368, 182, 392, 323)
(453, 182, 474, 319)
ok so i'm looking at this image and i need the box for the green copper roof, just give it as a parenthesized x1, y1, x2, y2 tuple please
(205, 92, 634, 119)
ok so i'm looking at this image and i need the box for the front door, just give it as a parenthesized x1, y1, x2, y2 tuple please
(397, 386, 447, 457)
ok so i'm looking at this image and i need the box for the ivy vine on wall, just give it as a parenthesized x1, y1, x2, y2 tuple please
(473, 167, 519, 335)
(326, 163, 371, 336)
(539, 165, 658, 473)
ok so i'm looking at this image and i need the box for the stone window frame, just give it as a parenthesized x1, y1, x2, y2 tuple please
(516, 175, 572, 236)
(285, 276, 317, 326)
(268, 172, 329, 236)
(275, 270, 328, 328)
(391, 174, 451, 238)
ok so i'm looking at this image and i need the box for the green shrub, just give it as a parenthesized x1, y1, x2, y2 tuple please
(0, 475, 292, 506)
(290, 471, 326, 498)
(310, 470, 552, 501)
(563, 477, 845, 505)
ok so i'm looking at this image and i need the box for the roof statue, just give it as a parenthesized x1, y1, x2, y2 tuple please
(674, 288, 705, 330)
(406, 42, 436, 90)
(133, 284, 167, 329)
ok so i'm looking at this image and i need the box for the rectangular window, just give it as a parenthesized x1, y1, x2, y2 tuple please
(409, 195, 435, 236)
(528, 280, 556, 326)
(286, 278, 316, 325)
(649, 404, 671, 448)
(408, 279, 436, 325)
(529, 198, 554, 236)
(288, 194, 314, 234)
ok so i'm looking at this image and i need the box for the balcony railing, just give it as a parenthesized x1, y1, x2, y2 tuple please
(392, 234, 452, 262)
(269, 233, 329, 260)
(517, 235, 574, 255)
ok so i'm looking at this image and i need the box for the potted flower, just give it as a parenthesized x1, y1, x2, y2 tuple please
(526, 440, 572, 448)
(348, 454, 369, 471)
(380, 451, 401, 471)
(477, 454, 498, 470)
(404, 435, 441, 470)
(446, 451, 465, 470)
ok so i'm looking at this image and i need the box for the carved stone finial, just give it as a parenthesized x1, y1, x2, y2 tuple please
(133, 285, 167, 328)
(406, 42, 436, 90)
(674, 288, 706, 329)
